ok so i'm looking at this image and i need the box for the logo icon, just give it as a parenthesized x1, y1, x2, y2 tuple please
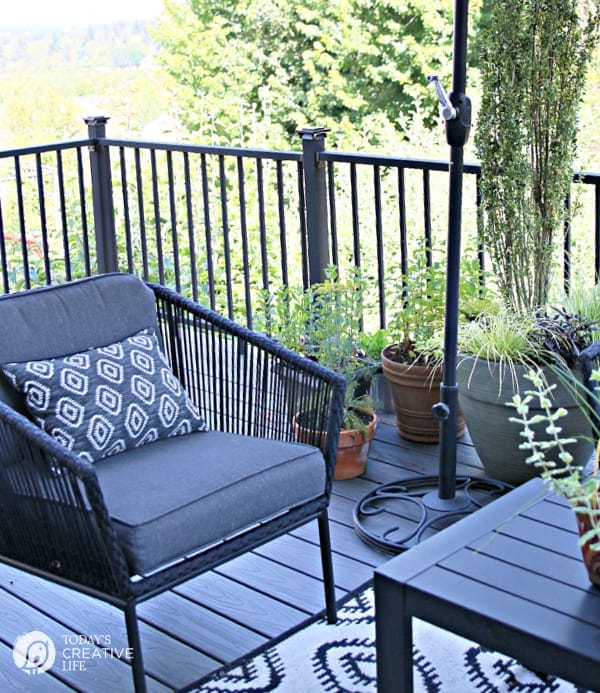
(13, 631, 56, 674)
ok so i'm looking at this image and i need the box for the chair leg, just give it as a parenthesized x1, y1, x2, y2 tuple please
(124, 602, 147, 693)
(318, 509, 337, 624)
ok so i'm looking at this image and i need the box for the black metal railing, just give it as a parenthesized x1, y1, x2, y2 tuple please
(1, 116, 599, 331)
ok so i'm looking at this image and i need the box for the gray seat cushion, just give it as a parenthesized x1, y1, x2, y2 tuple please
(94, 430, 326, 575)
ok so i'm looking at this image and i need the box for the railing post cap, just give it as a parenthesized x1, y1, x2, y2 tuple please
(83, 115, 110, 125)
(297, 126, 330, 141)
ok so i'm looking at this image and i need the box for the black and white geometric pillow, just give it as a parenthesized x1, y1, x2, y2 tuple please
(1, 327, 208, 463)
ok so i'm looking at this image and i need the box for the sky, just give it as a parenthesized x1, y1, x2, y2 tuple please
(0, 0, 165, 28)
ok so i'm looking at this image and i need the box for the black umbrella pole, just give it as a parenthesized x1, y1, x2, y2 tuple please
(437, 144, 464, 499)
(354, 0, 513, 545)
(436, 0, 471, 501)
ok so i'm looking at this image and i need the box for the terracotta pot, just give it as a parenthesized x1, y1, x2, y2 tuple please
(381, 346, 465, 443)
(334, 414, 377, 480)
(294, 410, 377, 480)
(575, 511, 600, 588)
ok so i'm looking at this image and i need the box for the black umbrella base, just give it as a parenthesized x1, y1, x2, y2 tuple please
(352, 475, 513, 554)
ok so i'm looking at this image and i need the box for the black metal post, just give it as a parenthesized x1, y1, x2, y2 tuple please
(85, 115, 118, 274)
(435, 0, 472, 502)
(298, 127, 330, 284)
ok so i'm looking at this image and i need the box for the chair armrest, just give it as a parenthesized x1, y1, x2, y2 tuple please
(148, 283, 346, 484)
(0, 401, 131, 595)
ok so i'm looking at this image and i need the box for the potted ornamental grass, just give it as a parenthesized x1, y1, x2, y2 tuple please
(457, 303, 600, 485)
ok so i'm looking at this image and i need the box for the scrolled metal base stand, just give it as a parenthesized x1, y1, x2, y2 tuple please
(353, 475, 513, 554)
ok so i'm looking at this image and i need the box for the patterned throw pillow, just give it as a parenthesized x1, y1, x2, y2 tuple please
(1, 328, 208, 463)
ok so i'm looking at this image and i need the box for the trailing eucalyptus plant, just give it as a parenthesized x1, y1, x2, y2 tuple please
(476, 0, 600, 313)
(509, 370, 600, 554)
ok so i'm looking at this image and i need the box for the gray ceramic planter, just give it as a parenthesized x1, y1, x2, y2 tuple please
(456, 354, 594, 486)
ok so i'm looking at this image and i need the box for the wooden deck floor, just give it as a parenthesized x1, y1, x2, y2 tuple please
(0, 415, 486, 692)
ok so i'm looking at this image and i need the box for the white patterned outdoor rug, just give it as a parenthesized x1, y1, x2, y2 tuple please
(189, 585, 591, 693)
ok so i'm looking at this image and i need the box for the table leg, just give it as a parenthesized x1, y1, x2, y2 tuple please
(375, 574, 413, 692)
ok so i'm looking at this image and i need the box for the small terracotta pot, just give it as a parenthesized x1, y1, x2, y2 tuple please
(334, 415, 378, 480)
(294, 411, 377, 480)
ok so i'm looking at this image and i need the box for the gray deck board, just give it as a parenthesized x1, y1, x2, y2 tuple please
(0, 418, 484, 691)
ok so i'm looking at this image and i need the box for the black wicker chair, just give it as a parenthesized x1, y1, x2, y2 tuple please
(0, 273, 345, 692)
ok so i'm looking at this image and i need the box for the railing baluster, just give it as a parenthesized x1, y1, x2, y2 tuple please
(256, 158, 269, 294)
(397, 167, 408, 310)
(200, 152, 215, 309)
(55, 150, 71, 281)
(476, 172, 485, 292)
(35, 152, 51, 284)
(350, 162, 360, 267)
(326, 161, 339, 269)
(14, 155, 30, 289)
(134, 148, 149, 280)
(183, 152, 198, 301)
(0, 194, 8, 293)
(422, 169, 432, 264)
(76, 147, 92, 277)
(119, 145, 134, 273)
(166, 150, 181, 293)
(150, 149, 164, 286)
(276, 159, 289, 286)
(373, 165, 385, 327)
(236, 156, 251, 325)
(596, 182, 600, 283)
(219, 154, 234, 318)
(297, 159, 309, 289)
(564, 191, 571, 295)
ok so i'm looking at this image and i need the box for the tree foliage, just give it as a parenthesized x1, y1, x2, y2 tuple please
(155, 0, 472, 147)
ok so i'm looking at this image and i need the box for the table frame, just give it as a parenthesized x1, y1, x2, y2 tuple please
(374, 478, 600, 692)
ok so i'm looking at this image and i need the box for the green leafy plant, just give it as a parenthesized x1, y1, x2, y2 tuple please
(385, 249, 496, 366)
(255, 266, 375, 432)
(509, 370, 600, 552)
(358, 328, 389, 365)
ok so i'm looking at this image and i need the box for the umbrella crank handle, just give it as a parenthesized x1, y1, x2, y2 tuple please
(427, 74, 456, 120)
(427, 74, 471, 148)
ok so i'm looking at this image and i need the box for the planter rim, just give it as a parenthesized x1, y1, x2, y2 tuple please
(381, 343, 442, 375)
(294, 408, 377, 435)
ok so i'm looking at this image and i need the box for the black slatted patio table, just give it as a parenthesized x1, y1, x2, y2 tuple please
(374, 477, 600, 692)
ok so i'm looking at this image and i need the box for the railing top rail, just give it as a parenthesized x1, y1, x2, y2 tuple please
(100, 138, 303, 162)
(576, 170, 600, 184)
(1, 135, 598, 184)
(319, 149, 600, 182)
(319, 149, 481, 174)
(0, 139, 92, 159)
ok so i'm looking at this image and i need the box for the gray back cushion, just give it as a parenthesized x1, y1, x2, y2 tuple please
(0, 273, 158, 407)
